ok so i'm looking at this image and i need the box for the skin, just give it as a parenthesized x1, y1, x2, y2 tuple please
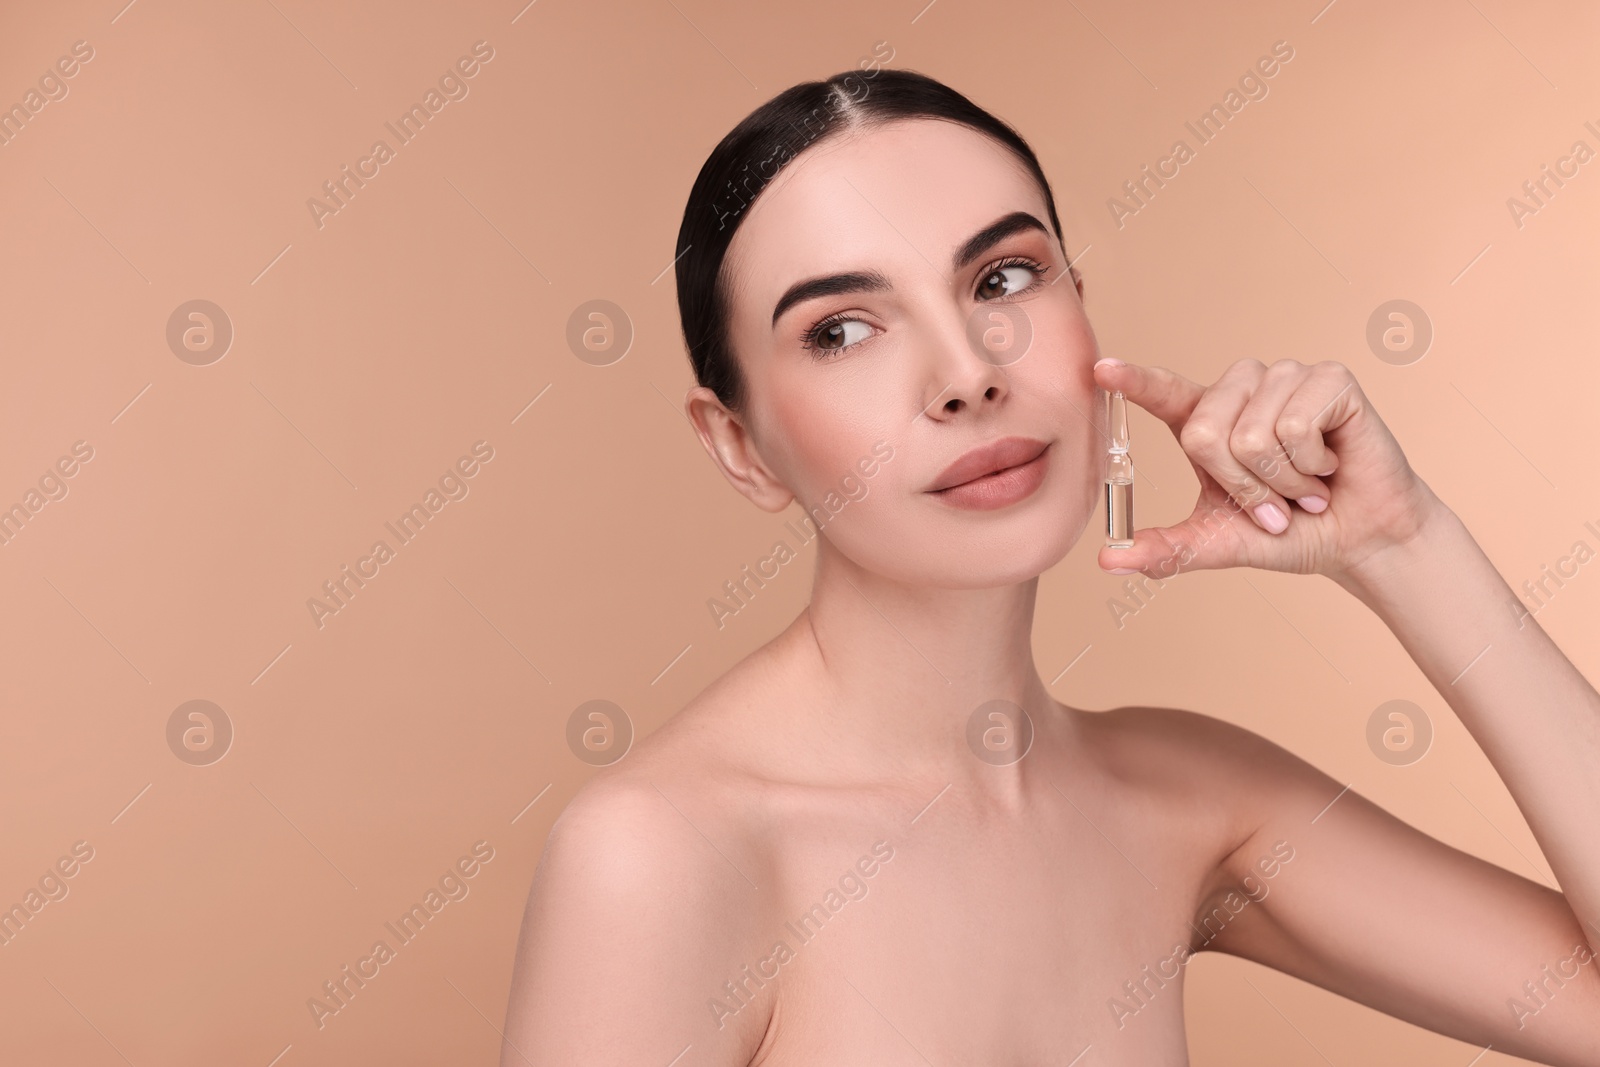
(500, 118, 1600, 1065)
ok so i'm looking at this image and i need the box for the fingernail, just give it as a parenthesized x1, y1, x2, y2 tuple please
(1316, 466, 1336, 477)
(1254, 502, 1288, 534)
(1297, 495, 1328, 513)
(1095, 357, 1124, 370)
(1108, 566, 1139, 574)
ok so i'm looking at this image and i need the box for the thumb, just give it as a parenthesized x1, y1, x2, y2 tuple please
(1097, 498, 1251, 576)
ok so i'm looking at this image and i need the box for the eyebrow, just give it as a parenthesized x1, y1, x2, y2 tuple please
(769, 210, 1051, 329)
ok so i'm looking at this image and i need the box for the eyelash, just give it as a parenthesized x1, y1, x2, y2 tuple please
(798, 256, 1054, 360)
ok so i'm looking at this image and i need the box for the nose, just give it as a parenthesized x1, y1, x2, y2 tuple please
(918, 305, 1011, 421)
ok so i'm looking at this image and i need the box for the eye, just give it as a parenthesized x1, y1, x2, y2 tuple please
(797, 255, 1051, 362)
(976, 256, 1050, 301)
(800, 313, 875, 359)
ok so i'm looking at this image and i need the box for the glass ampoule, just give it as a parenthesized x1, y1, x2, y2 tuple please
(1105, 389, 1133, 548)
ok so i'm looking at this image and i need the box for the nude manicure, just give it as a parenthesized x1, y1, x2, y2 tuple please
(1254, 502, 1288, 534)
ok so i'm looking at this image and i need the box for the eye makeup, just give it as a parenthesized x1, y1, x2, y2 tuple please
(796, 255, 1052, 359)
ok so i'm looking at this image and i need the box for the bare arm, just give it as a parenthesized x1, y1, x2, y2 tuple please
(1197, 501, 1600, 1064)
(1335, 499, 1600, 955)
(1089, 356, 1600, 1061)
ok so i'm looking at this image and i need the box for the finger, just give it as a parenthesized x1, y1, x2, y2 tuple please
(1230, 360, 1332, 512)
(1275, 361, 1358, 479)
(1093, 358, 1205, 436)
(1099, 528, 1183, 575)
(1179, 360, 1297, 535)
(1096, 502, 1250, 576)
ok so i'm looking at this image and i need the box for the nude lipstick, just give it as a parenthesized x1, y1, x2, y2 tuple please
(926, 436, 1051, 511)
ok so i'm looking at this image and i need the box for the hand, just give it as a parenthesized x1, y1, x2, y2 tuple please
(1093, 357, 1446, 582)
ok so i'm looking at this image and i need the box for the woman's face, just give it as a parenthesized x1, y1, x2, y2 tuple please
(716, 116, 1104, 589)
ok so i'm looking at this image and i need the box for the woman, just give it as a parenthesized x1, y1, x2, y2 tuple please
(502, 68, 1600, 1065)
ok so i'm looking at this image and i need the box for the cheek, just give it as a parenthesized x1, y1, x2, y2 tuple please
(1036, 306, 1098, 387)
(1007, 311, 1098, 418)
(786, 416, 885, 503)
(762, 373, 893, 500)
(1008, 314, 1104, 502)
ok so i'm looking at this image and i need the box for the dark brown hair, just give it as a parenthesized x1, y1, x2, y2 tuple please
(673, 67, 1069, 414)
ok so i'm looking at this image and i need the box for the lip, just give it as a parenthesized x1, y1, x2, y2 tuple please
(926, 436, 1052, 510)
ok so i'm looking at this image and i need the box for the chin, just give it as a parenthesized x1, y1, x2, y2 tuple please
(837, 494, 1091, 590)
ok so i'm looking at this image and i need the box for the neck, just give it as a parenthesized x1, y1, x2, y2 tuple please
(772, 533, 1059, 784)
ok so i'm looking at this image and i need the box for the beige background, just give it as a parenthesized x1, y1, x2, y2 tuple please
(1, 0, 1596, 1063)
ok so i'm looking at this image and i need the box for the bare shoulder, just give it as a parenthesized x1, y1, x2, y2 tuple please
(1076, 703, 1346, 840)
(1083, 702, 1334, 781)
(500, 677, 787, 1065)
(534, 627, 819, 896)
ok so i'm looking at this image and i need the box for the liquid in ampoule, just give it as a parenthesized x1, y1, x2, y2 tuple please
(1105, 389, 1133, 548)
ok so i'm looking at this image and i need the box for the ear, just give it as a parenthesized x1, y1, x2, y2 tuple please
(684, 386, 796, 513)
